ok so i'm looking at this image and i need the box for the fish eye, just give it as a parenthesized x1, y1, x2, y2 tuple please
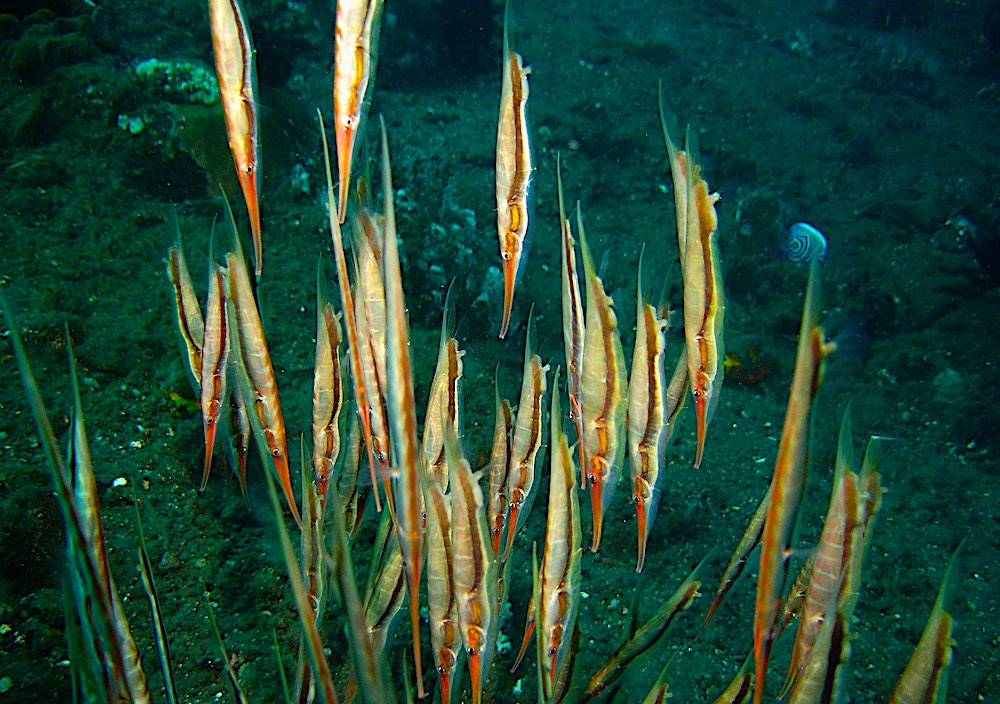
(588, 473, 597, 483)
(246, 163, 254, 174)
(271, 448, 281, 457)
(548, 646, 557, 656)
(502, 250, 513, 260)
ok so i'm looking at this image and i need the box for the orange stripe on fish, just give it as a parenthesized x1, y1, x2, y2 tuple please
(495, 0, 531, 339)
(379, 118, 426, 698)
(556, 156, 587, 490)
(318, 111, 387, 515)
(889, 547, 958, 704)
(538, 369, 582, 699)
(422, 286, 464, 494)
(333, 0, 383, 224)
(577, 205, 627, 553)
(659, 86, 725, 469)
(166, 223, 204, 385)
(199, 264, 228, 492)
(628, 247, 669, 573)
(486, 369, 514, 557)
(351, 204, 396, 509)
(209, 0, 262, 276)
(448, 427, 497, 704)
(752, 263, 833, 704)
(225, 246, 302, 528)
(424, 474, 459, 704)
(502, 311, 548, 566)
(312, 262, 344, 501)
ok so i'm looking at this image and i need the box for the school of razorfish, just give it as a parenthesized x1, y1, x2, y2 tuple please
(2, 0, 958, 703)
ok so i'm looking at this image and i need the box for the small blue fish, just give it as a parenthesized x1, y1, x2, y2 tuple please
(782, 222, 828, 266)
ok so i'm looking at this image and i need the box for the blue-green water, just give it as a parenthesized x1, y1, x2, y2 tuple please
(0, 0, 997, 701)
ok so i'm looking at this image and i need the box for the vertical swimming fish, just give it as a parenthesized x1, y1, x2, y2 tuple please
(752, 263, 834, 704)
(424, 475, 460, 704)
(781, 409, 860, 699)
(312, 261, 344, 501)
(199, 264, 229, 492)
(889, 549, 958, 704)
(703, 487, 767, 630)
(421, 286, 464, 493)
(627, 249, 669, 573)
(495, 0, 532, 339)
(379, 118, 426, 698)
(226, 371, 251, 501)
(360, 512, 406, 665)
(333, 0, 383, 224)
(556, 156, 586, 489)
(166, 233, 204, 387)
(209, 0, 263, 275)
(69, 342, 151, 703)
(352, 203, 395, 507)
(224, 216, 301, 528)
(502, 311, 549, 565)
(337, 413, 365, 540)
(319, 111, 384, 514)
(577, 205, 627, 553)
(579, 558, 703, 702)
(537, 369, 582, 698)
(783, 423, 884, 703)
(659, 86, 725, 469)
(487, 369, 514, 556)
(3, 308, 151, 704)
(294, 448, 325, 703)
(448, 429, 497, 704)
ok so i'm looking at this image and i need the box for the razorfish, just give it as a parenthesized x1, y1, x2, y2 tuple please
(752, 263, 834, 704)
(166, 231, 204, 387)
(556, 156, 586, 489)
(332, 0, 383, 224)
(502, 311, 549, 565)
(424, 470, 460, 704)
(627, 249, 670, 573)
(209, 0, 262, 275)
(421, 286, 464, 493)
(447, 427, 497, 704)
(199, 264, 229, 492)
(889, 548, 959, 704)
(537, 369, 582, 698)
(225, 234, 302, 528)
(577, 205, 627, 553)
(781, 409, 860, 699)
(378, 119, 426, 698)
(487, 369, 514, 556)
(783, 419, 884, 703)
(352, 203, 395, 509)
(226, 368, 251, 502)
(360, 513, 406, 665)
(495, 0, 532, 339)
(312, 262, 344, 501)
(211, 193, 303, 528)
(659, 85, 725, 469)
(318, 111, 384, 514)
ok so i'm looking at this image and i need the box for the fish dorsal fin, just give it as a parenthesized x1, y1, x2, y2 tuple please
(502, 0, 517, 55)
(834, 402, 855, 482)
